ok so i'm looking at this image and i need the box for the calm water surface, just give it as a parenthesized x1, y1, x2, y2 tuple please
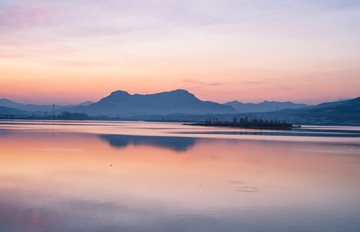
(0, 120, 360, 232)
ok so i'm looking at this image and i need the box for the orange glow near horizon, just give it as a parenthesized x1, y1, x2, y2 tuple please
(1, 1, 360, 104)
(1, 61, 359, 105)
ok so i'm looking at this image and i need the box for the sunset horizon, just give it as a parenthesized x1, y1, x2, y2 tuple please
(1, 0, 359, 105)
(0, 87, 358, 105)
(1, 2, 360, 231)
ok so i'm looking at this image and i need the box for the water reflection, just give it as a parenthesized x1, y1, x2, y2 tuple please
(99, 134, 196, 152)
(0, 121, 360, 232)
(0, 128, 12, 136)
(179, 130, 360, 137)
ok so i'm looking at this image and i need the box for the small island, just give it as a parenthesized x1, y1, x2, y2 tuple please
(187, 118, 299, 130)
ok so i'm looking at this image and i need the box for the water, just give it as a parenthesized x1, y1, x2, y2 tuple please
(0, 120, 360, 232)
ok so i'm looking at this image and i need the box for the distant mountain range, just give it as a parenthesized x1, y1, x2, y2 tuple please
(0, 90, 312, 116)
(225, 100, 310, 113)
(244, 97, 360, 125)
(1, 90, 359, 125)
(0, 106, 25, 115)
(0, 99, 93, 113)
(71, 89, 235, 116)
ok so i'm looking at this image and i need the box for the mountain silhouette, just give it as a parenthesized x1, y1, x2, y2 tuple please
(1, 93, 359, 125)
(312, 97, 360, 111)
(245, 97, 360, 124)
(0, 99, 93, 113)
(303, 97, 360, 122)
(0, 106, 25, 115)
(225, 100, 310, 113)
(72, 89, 235, 116)
(76, 101, 94, 106)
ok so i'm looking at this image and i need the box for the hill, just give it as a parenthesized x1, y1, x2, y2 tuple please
(0, 99, 93, 113)
(0, 106, 26, 116)
(243, 97, 360, 125)
(225, 100, 310, 113)
(72, 89, 236, 116)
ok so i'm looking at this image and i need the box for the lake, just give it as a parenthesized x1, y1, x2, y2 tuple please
(0, 120, 360, 232)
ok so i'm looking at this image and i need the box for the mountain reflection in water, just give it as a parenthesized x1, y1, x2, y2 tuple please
(98, 134, 196, 152)
(0, 121, 360, 232)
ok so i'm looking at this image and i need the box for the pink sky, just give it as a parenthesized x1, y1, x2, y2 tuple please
(1, 0, 359, 104)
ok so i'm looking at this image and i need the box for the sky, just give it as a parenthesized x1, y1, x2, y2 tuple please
(0, 0, 359, 104)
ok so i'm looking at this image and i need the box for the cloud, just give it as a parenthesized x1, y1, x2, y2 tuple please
(0, 4, 52, 31)
(243, 81, 265, 85)
(182, 78, 222, 86)
(264, 86, 294, 91)
(50, 59, 116, 67)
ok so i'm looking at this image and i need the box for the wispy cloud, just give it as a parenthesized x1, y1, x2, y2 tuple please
(243, 81, 265, 85)
(182, 78, 222, 86)
(264, 86, 294, 91)
(0, 4, 52, 31)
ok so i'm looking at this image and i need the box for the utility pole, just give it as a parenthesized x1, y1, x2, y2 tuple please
(53, 104, 55, 119)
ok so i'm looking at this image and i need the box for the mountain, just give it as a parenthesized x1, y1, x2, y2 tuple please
(0, 98, 63, 112)
(303, 97, 360, 122)
(0, 99, 93, 113)
(72, 89, 236, 116)
(0, 106, 25, 115)
(0, 99, 21, 109)
(76, 101, 94, 106)
(1, 93, 358, 125)
(225, 100, 310, 113)
(243, 97, 360, 125)
(313, 98, 360, 110)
